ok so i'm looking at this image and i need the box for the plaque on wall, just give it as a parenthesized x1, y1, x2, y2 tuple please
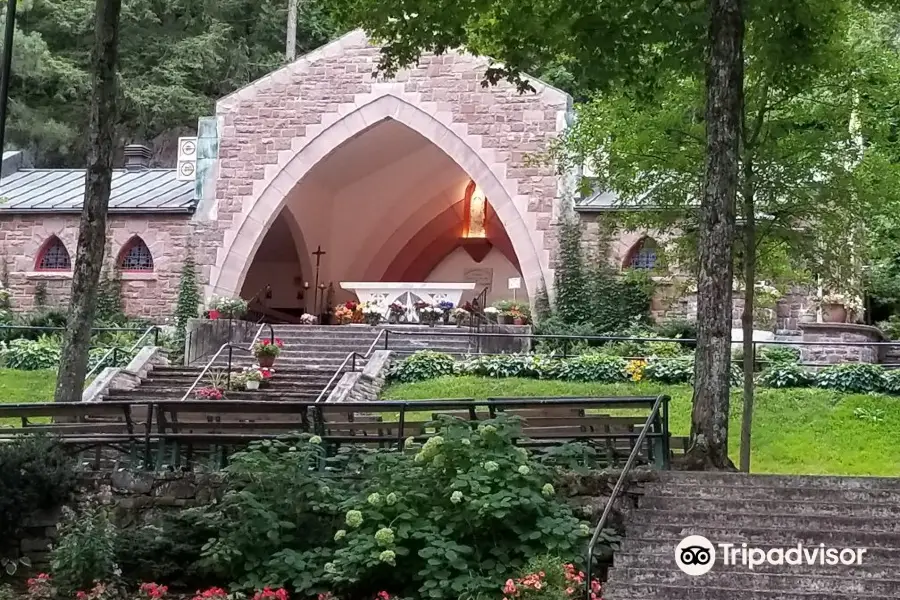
(464, 267, 493, 294)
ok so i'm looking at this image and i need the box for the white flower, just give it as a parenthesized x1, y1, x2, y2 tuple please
(484, 307, 499, 314)
(450, 491, 464, 504)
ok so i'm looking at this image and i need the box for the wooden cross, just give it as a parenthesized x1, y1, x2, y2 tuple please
(312, 245, 326, 266)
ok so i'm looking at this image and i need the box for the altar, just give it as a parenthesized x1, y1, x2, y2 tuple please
(340, 282, 477, 322)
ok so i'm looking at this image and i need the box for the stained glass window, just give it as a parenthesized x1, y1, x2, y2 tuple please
(119, 238, 154, 271)
(628, 239, 658, 270)
(36, 237, 71, 270)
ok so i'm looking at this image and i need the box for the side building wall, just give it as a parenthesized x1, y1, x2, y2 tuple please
(0, 214, 193, 319)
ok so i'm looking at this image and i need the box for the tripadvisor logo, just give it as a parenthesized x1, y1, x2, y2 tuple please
(675, 535, 868, 575)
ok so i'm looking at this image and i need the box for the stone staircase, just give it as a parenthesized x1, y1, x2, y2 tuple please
(605, 471, 900, 599)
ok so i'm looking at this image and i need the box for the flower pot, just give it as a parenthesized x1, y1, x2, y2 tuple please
(499, 314, 514, 325)
(513, 317, 525, 326)
(245, 380, 260, 390)
(822, 303, 847, 324)
(257, 355, 276, 368)
(208, 310, 220, 320)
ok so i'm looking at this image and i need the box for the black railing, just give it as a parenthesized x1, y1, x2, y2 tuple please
(584, 394, 670, 599)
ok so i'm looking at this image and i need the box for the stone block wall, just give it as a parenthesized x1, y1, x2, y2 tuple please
(798, 323, 886, 364)
(328, 350, 392, 402)
(0, 213, 193, 319)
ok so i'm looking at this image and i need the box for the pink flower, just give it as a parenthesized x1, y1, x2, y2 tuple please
(565, 589, 575, 596)
(376, 592, 391, 600)
(503, 579, 518, 595)
(76, 593, 88, 600)
(591, 580, 602, 593)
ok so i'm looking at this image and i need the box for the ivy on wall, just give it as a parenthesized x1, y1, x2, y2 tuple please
(550, 217, 653, 333)
(172, 250, 201, 362)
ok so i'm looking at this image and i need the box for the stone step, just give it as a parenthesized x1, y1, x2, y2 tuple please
(618, 539, 900, 563)
(607, 567, 900, 595)
(647, 483, 900, 504)
(655, 471, 900, 491)
(603, 581, 900, 600)
(137, 383, 330, 395)
(638, 509, 900, 532)
(614, 551, 899, 577)
(105, 389, 323, 401)
(640, 496, 900, 518)
(625, 523, 900, 549)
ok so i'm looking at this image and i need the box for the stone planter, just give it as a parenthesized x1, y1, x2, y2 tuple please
(513, 317, 526, 326)
(821, 303, 847, 324)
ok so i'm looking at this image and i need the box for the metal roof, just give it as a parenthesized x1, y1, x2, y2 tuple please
(0, 168, 196, 213)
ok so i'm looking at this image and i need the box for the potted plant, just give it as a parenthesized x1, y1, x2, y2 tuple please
(450, 307, 470, 326)
(243, 368, 263, 390)
(483, 306, 499, 323)
(210, 296, 248, 319)
(299, 313, 317, 325)
(253, 337, 284, 368)
(227, 372, 246, 391)
(334, 303, 354, 325)
(493, 300, 516, 324)
(419, 304, 443, 327)
(818, 293, 863, 324)
(258, 367, 275, 388)
(388, 302, 406, 324)
(438, 301, 455, 324)
(362, 302, 383, 326)
(195, 386, 223, 400)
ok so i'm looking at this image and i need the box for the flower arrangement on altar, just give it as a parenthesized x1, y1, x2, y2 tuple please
(388, 301, 407, 323)
(299, 313, 318, 325)
(361, 302, 384, 326)
(416, 302, 444, 326)
(334, 303, 355, 324)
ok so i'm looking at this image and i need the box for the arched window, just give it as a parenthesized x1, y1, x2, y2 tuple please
(118, 237, 154, 272)
(626, 238, 659, 270)
(36, 236, 72, 271)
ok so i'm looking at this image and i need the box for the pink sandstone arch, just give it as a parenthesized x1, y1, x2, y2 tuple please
(210, 93, 549, 300)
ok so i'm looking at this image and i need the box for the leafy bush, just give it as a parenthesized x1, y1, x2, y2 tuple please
(388, 351, 455, 383)
(815, 363, 886, 394)
(646, 341, 684, 357)
(880, 370, 900, 394)
(557, 353, 627, 382)
(876, 315, 900, 340)
(0, 435, 76, 555)
(51, 506, 118, 593)
(200, 421, 589, 600)
(654, 319, 697, 347)
(758, 346, 801, 365)
(3, 336, 61, 370)
(603, 339, 647, 358)
(327, 416, 588, 600)
(758, 363, 815, 388)
(457, 354, 562, 379)
(643, 355, 695, 384)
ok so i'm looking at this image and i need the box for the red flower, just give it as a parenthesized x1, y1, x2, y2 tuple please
(141, 582, 169, 598)
(376, 592, 391, 600)
(591, 580, 602, 594)
(76, 592, 88, 600)
(252, 587, 289, 600)
(193, 588, 228, 600)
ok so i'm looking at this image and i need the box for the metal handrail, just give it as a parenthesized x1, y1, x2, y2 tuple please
(247, 322, 276, 352)
(583, 393, 669, 599)
(314, 351, 363, 403)
(314, 328, 389, 404)
(180, 342, 232, 401)
(85, 325, 159, 381)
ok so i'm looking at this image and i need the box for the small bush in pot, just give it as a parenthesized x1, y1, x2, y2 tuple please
(253, 338, 284, 367)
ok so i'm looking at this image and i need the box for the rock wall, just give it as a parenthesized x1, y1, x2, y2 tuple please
(798, 322, 886, 364)
(328, 350, 392, 402)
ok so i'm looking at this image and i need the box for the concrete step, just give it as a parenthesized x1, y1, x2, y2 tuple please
(607, 567, 900, 595)
(640, 496, 900, 518)
(647, 483, 900, 504)
(603, 581, 900, 600)
(105, 389, 322, 401)
(638, 509, 900, 533)
(618, 539, 900, 563)
(655, 471, 900, 491)
(625, 523, 900, 549)
(614, 551, 899, 577)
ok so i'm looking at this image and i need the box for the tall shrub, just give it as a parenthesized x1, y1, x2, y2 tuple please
(553, 217, 590, 324)
(172, 250, 201, 361)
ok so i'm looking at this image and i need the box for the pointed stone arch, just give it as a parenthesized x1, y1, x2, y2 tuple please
(209, 93, 551, 301)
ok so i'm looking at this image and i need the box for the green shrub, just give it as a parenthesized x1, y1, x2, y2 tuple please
(758, 363, 815, 388)
(557, 353, 627, 382)
(2, 335, 61, 370)
(759, 346, 801, 365)
(0, 435, 76, 555)
(457, 354, 562, 379)
(603, 339, 648, 358)
(646, 341, 684, 357)
(388, 351, 456, 383)
(643, 355, 695, 384)
(50, 507, 118, 593)
(880, 370, 900, 394)
(654, 319, 697, 347)
(327, 416, 588, 600)
(876, 315, 900, 340)
(815, 363, 886, 394)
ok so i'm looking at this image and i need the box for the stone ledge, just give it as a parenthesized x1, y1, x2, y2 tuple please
(22, 271, 72, 280)
(121, 271, 158, 281)
(799, 322, 886, 341)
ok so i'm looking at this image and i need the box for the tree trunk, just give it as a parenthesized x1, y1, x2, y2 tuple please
(738, 169, 756, 473)
(53, 0, 122, 403)
(682, 0, 744, 470)
(286, 0, 298, 61)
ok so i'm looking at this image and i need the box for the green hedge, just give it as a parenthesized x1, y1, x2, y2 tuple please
(391, 350, 900, 396)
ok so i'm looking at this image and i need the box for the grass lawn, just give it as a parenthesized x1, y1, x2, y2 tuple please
(0, 369, 56, 426)
(383, 376, 900, 477)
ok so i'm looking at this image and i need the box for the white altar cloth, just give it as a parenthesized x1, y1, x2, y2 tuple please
(340, 282, 476, 322)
